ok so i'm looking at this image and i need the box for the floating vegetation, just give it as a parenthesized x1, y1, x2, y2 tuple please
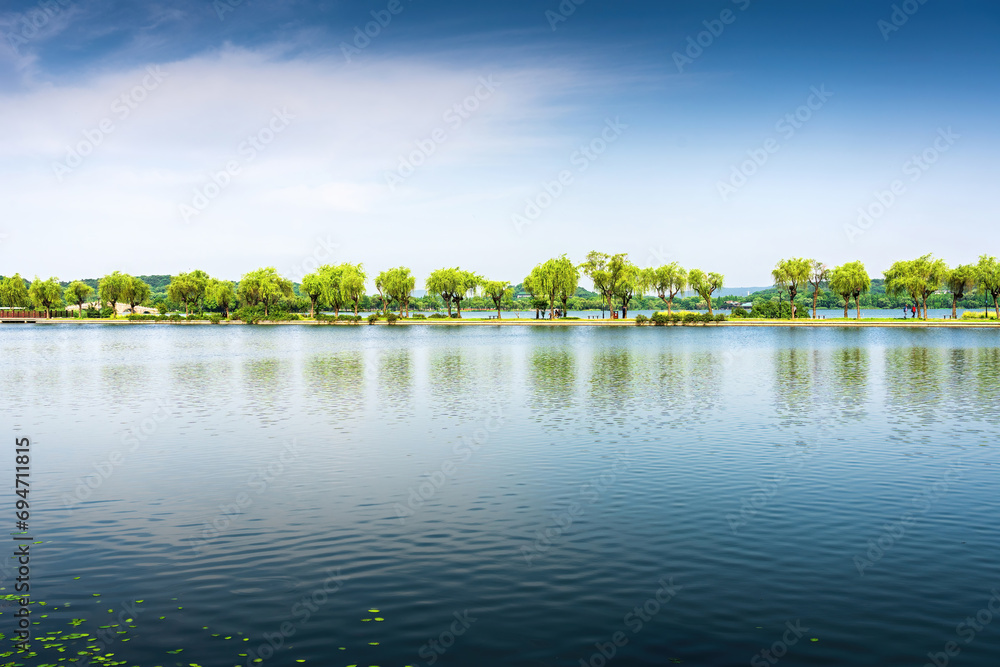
(2, 581, 408, 667)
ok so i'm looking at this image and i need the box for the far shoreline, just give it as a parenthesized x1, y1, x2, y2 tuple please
(6, 318, 999, 328)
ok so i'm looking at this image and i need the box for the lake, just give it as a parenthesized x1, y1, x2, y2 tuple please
(3, 324, 999, 666)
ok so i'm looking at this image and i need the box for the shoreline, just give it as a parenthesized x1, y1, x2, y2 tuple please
(6, 318, 998, 328)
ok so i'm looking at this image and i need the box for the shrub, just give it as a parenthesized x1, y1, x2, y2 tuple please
(750, 301, 792, 319)
(387, 312, 399, 325)
(962, 311, 998, 320)
(714, 313, 727, 323)
(337, 314, 355, 321)
(169, 313, 183, 322)
(683, 312, 700, 324)
(634, 314, 649, 325)
(411, 313, 427, 320)
(207, 313, 223, 324)
(650, 312, 668, 326)
(99, 307, 114, 318)
(428, 313, 447, 319)
(730, 306, 748, 318)
(234, 306, 264, 324)
(450, 312, 461, 318)
(368, 314, 380, 325)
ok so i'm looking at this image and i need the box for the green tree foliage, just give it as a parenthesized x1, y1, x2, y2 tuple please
(977, 255, 1000, 319)
(883, 254, 947, 320)
(650, 262, 687, 315)
(688, 269, 724, 316)
(28, 276, 63, 317)
(237, 267, 293, 317)
(554, 255, 579, 316)
(609, 255, 642, 318)
(945, 264, 978, 319)
(122, 275, 151, 314)
(426, 268, 480, 318)
(167, 270, 210, 315)
(830, 261, 871, 320)
(772, 257, 812, 319)
(376, 267, 416, 316)
(98, 271, 131, 317)
(64, 281, 94, 318)
(481, 280, 513, 319)
(207, 279, 237, 317)
(580, 251, 617, 316)
(0, 273, 30, 308)
(340, 263, 367, 316)
(808, 260, 830, 319)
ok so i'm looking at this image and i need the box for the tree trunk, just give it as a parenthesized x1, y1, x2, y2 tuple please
(789, 287, 797, 319)
(843, 299, 849, 319)
(812, 289, 819, 319)
(923, 295, 928, 320)
(855, 296, 861, 320)
(952, 295, 958, 320)
(706, 295, 713, 316)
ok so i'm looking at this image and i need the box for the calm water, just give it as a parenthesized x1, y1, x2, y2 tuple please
(2, 325, 999, 666)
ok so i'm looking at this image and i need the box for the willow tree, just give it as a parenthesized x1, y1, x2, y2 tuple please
(28, 276, 63, 318)
(300, 270, 328, 319)
(208, 279, 236, 318)
(0, 274, 30, 309)
(772, 258, 812, 319)
(978, 255, 1000, 319)
(688, 269, 724, 316)
(651, 263, 687, 315)
(944, 264, 977, 319)
(237, 267, 293, 317)
(340, 263, 367, 316)
(526, 260, 561, 320)
(167, 270, 210, 315)
(884, 255, 947, 320)
(426, 267, 478, 317)
(829, 261, 870, 320)
(808, 260, 829, 319)
(610, 255, 642, 318)
(122, 276, 151, 314)
(98, 271, 131, 316)
(482, 280, 512, 319)
(580, 251, 616, 317)
(64, 281, 94, 318)
(554, 255, 579, 316)
(376, 267, 415, 317)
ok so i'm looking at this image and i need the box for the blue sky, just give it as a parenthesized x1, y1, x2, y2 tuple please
(1, 0, 998, 286)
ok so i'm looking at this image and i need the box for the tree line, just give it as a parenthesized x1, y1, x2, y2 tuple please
(1, 252, 998, 320)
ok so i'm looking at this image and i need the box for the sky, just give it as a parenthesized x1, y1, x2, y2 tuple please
(1, 0, 998, 287)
